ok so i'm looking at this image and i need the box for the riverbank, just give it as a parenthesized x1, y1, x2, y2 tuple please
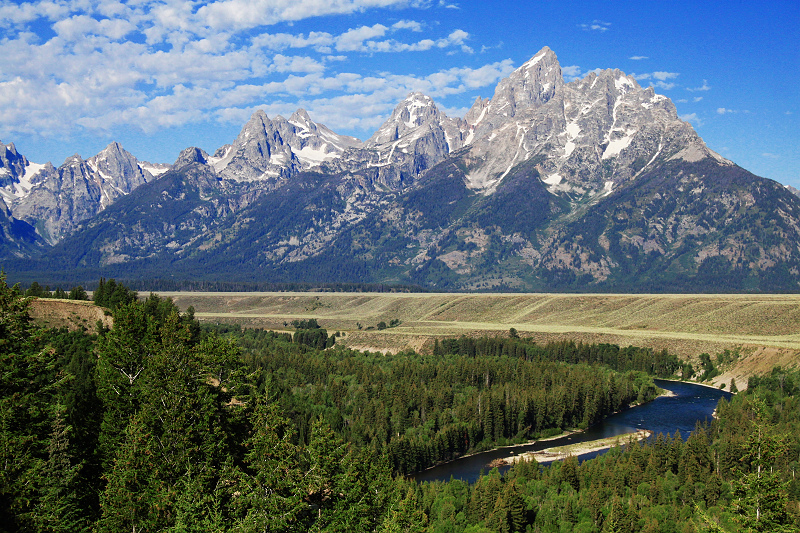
(658, 378, 728, 393)
(491, 429, 653, 466)
(482, 386, 679, 468)
(461, 386, 675, 469)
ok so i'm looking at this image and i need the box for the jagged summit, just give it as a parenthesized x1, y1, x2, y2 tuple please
(357, 92, 468, 182)
(366, 93, 445, 146)
(487, 46, 564, 117)
(87, 142, 152, 195)
(206, 108, 361, 181)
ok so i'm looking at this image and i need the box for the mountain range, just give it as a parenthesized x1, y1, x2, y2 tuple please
(3, 46, 800, 292)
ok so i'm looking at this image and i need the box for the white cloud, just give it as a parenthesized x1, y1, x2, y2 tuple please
(652, 72, 678, 81)
(252, 24, 469, 54)
(634, 71, 679, 81)
(717, 107, 737, 115)
(253, 31, 335, 52)
(392, 20, 424, 31)
(561, 65, 582, 81)
(680, 113, 703, 126)
(629, 55, 648, 60)
(633, 71, 679, 90)
(0, 0, 494, 150)
(693, 96, 703, 102)
(579, 20, 611, 32)
(336, 23, 389, 51)
(688, 79, 711, 92)
(762, 152, 780, 159)
(212, 59, 515, 135)
(196, 0, 409, 31)
(270, 54, 327, 73)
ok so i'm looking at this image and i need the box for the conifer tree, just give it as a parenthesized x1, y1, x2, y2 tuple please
(377, 488, 428, 533)
(233, 395, 306, 533)
(98, 415, 167, 533)
(0, 273, 63, 527)
(732, 397, 793, 532)
(30, 405, 85, 533)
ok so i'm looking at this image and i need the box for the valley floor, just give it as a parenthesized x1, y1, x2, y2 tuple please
(158, 291, 800, 385)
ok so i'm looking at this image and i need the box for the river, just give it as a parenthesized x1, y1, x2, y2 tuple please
(412, 379, 733, 484)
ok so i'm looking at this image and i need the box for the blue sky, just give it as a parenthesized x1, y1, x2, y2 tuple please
(1, 0, 798, 186)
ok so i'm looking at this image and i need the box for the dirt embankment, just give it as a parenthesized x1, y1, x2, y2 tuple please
(28, 299, 112, 333)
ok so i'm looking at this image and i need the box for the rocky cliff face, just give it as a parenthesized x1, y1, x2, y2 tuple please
(4, 46, 800, 292)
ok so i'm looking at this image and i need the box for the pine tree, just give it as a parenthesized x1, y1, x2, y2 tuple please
(30, 405, 85, 533)
(233, 396, 306, 533)
(97, 415, 167, 533)
(0, 273, 64, 528)
(732, 397, 794, 532)
(377, 488, 428, 533)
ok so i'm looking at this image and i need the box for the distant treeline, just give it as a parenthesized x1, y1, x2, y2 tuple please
(13, 277, 431, 294)
(16, 277, 139, 310)
(433, 336, 686, 379)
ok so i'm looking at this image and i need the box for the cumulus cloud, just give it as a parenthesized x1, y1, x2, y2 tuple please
(196, 0, 410, 31)
(252, 23, 469, 55)
(392, 20, 424, 31)
(634, 71, 679, 90)
(0, 0, 486, 143)
(561, 65, 582, 82)
(212, 59, 515, 135)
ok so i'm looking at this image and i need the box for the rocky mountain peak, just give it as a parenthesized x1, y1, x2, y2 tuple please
(288, 108, 313, 128)
(88, 141, 152, 194)
(174, 147, 210, 168)
(0, 140, 30, 188)
(365, 92, 445, 147)
(208, 107, 362, 181)
(485, 46, 564, 120)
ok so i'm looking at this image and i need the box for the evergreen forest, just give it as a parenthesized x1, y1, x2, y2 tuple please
(1, 275, 798, 532)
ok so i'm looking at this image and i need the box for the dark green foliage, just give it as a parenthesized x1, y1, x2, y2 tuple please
(0, 273, 59, 530)
(434, 335, 682, 381)
(68, 285, 89, 300)
(232, 395, 306, 532)
(92, 277, 138, 310)
(291, 318, 320, 329)
(24, 281, 51, 298)
(293, 327, 333, 349)
(230, 328, 662, 475)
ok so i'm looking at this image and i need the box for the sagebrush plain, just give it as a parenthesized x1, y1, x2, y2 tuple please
(160, 291, 800, 386)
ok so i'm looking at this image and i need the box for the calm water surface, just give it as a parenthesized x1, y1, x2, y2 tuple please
(412, 379, 733, 484)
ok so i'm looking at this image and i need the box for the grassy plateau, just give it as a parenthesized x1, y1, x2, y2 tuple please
(154, 291, 800, 387)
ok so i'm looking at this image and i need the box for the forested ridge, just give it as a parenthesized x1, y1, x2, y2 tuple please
(1, 275, 798, 532)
